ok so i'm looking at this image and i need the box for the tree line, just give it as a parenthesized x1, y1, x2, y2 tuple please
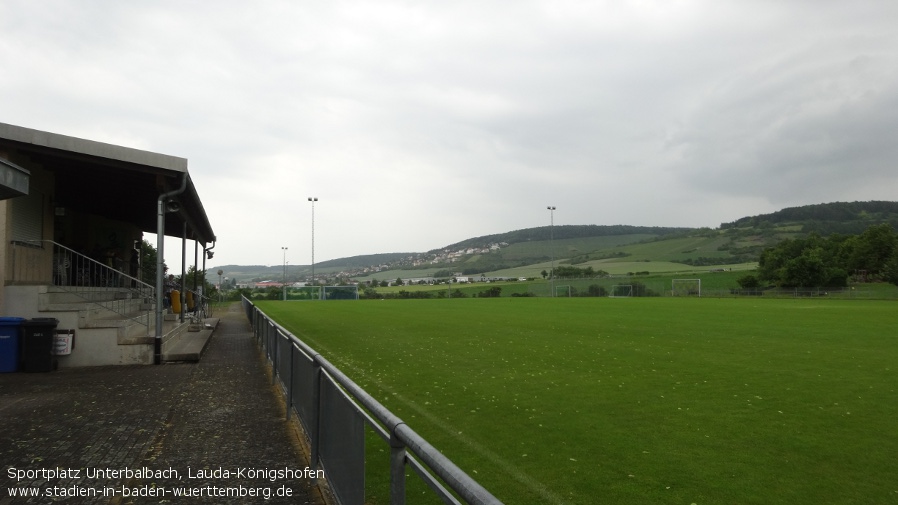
(752, 223, 898, 288)
(722, 201, 898, 232)
(547, 265, 610, 279)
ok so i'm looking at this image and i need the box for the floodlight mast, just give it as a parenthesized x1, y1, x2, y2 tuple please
(281, 246, 288, 301)
(308, 197, 318, 295)
(547, 206, 556, 297)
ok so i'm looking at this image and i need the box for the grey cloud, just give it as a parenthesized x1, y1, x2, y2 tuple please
(2, 0, 897, 265)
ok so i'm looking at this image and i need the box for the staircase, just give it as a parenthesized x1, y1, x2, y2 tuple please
(36, 285, 197, 367)
(8, 240, 207, 367)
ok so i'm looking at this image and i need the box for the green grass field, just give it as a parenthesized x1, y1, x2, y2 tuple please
(257, 298, 898, 504)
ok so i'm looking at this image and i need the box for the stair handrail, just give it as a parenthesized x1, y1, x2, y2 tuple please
(39, 240, 155, 327)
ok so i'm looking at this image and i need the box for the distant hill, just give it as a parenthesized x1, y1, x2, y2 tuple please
(314, 252, 414, 269)
(722, 201, 898, 235)
(436, 224, 693, 251)
(213, 201, 898, 281)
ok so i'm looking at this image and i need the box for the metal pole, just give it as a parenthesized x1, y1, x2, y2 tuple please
(193, 240, 198, 292)
(547, 206, 556, 297)
(282, 246, 288, 301)
(390, 436, 407, 504)
(155, 173, 188, 365)
(180, 222, 187, 323)
(203, 241, 215, 312)
(308, 197, 318, 296)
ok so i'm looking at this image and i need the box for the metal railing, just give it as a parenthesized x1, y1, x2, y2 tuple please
(11, 240, 155, 327)
(195, 292, 213, 319)
(242, 297, 503, 505)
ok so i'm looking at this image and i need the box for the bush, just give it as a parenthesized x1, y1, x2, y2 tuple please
(737, 274, 761, 289)
(476, 287, 502, 298)
(585, 284, 608, 297)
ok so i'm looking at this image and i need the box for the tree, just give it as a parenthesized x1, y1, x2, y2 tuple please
(540, 270, 548, 279)
(759, 232, 848, 287)
(138, 239, 165, 285)
(782, 248, 828, 287)
(884, 251, 898, 286)
(843, 224, 897, 276)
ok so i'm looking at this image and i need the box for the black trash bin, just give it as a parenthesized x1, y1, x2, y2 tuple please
(21, 318, 59, 372)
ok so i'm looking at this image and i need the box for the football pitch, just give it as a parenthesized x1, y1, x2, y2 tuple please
(257, 298, 898, 504)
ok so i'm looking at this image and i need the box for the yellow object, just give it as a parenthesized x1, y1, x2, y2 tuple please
(186, 290, 195, 312)
(171, 290, 181, 314)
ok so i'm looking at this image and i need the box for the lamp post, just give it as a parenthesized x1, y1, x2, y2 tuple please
(547, 206, 556, 297)
(281, 246, 288, 301)
(308, 197, 318, 296)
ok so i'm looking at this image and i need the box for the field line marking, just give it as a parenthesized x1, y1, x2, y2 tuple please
(289, 327, 568, 503)
(354, 372, 568, 504)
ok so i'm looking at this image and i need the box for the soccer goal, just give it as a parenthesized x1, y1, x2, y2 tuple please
(671, 279, 701, 297)
(554, 285, 572, 297)
(609, 285, 633, 298)
(323, 285, 359, 300)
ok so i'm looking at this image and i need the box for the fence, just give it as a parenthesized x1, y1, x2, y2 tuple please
(520, 278, 887, 299)
(242, 297, 503, 505)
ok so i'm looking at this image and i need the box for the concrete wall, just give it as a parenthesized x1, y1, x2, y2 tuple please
(3, 285, 153, 367)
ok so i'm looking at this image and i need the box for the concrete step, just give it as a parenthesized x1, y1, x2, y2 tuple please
(79, 312, 154, 344)
(162, 318, 219, 362)
(40, 287, 141, 304)
(41, 299, 152, 318)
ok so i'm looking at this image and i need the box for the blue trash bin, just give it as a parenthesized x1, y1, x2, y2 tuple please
(0, 317, 26, 373)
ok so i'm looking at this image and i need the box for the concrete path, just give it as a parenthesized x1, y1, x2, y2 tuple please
(0, 303, 325, 504)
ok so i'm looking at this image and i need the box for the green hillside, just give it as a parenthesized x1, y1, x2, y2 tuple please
(215, 201, 898, 282)
(438, 224, 691, 251)
(723, 200, 898, 233)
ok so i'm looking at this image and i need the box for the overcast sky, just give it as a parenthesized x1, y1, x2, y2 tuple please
(3, 0, 897, 269)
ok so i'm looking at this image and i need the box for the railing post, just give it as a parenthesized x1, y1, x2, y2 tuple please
(310, 359, 321, 469)
(286, 343, 295, 421)
(271, 323, 278, 385)
(390, 428, 407, 505)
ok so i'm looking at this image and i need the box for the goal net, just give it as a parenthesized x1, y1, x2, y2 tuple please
(671, 279, 701, 297)
(609, 285, 633, 298)
(323, 285, 359, 300)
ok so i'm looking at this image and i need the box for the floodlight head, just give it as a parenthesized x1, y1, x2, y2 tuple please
(308, 197, 318, 202)
(206, 251, 214, 259)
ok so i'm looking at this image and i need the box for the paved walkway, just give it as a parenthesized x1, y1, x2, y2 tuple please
(0, 303, 324, 504)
